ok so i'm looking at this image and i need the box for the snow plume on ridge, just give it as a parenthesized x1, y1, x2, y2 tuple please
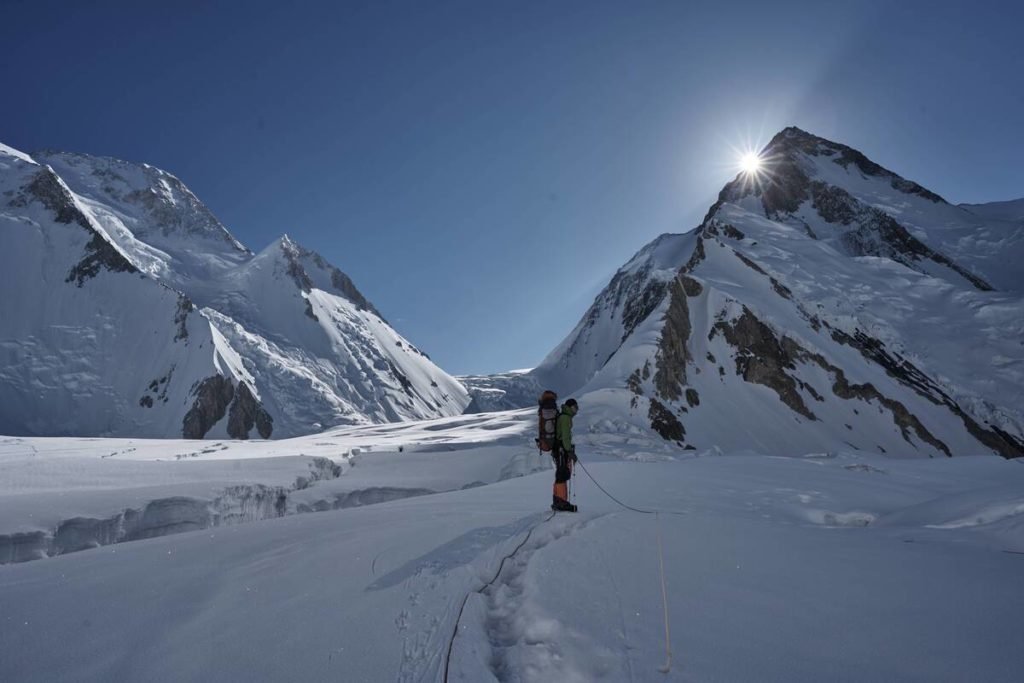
(527, 127, 1024, 458)
(0, 142, 469, 439)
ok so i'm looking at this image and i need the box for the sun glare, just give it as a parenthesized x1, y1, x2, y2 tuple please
(740, 152, 762, 174)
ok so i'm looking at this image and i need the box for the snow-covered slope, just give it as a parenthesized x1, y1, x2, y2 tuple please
(1, 415, 1022, 681)
(1, 143, 468, 439)
(460, 369, 543, 413)
(530, 127, 1024, 458)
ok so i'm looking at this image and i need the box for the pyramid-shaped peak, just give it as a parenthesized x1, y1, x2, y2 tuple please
(263, 233, 381, 317)
(724, 126, 949, 208)
(761, 126, 853, 158)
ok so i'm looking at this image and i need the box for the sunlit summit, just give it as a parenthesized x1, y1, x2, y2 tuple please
(740, 151, 762, 174)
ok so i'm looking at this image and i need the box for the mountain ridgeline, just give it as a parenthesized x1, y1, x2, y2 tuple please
(0, 143, 469, 439)
(3, 128, 1022, 455)
(468, 127, 1024, 458)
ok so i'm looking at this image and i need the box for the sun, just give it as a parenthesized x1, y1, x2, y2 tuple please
(740, 152, 762, 175)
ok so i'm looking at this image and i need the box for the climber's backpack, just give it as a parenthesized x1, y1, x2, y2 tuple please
(537, 390, 558, 452)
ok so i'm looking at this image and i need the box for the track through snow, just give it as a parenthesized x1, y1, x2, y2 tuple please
(2, 412, 1024, 681)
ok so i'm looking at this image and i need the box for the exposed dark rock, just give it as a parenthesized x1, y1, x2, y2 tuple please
(66, 231, 138, 286)
(887, 176, 945, 203)
(770, 127, 947, 204)
(732, 249, 794, 300)
(735, 251, 766, 275)
(682, 236, 707, 273)
(139, 396, 153, 408)
(627, 368, 644, 395)
(798, 379, 824, 402)
(771, 278, 793, 300)
(704, 127, 949, 236)
(782, 336, 951, 455)
(303, 298, 319, 322)
(277, 238, 383, 318)
(991, 426, 1024, 459)
(386, 360, 415, 396)
(283, 247, 315, 293)
(654, 278, 692, 402)
(680, 275, 703, 297)
(810, 182, 858, 225)
(621, 279, 669, 343)
(174, 296, 192, 341)
(831, 146, 946, 203)
(649, 398, 685, 443)
(685, 388, 700, 407)
(830, 371, 949, 455)
(182, 376, 235, 439)
(715, 308, 817, 420)
(19, 168, 138, 286)
(328, 267, 379, 316)
(227, 382, 274, 439)
(23, 169, 93, 228)
(820, 192, 995, 291)
(722, 224, 746, 240)
(563, 243, 681, 365)
(831, 328, 1023, 458)
(759, 157, 811, 216)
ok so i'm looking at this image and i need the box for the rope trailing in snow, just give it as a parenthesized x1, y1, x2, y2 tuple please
(655, 511, 672, 674)
(442, 510, 556, 683)
(576, 456, 681, 674)
(575, 458, 686, 517)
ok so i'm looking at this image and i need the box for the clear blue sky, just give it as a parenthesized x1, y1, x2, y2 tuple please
(3, 0, 1022, 374)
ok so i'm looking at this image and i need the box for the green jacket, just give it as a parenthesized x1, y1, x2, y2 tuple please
(556, 405, 574, 455)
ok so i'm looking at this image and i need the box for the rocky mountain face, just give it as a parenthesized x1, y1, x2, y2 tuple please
(524, 128, 1023, 457)
(0, 142, 469, 439)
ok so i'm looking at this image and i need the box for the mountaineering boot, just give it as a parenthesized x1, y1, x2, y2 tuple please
(551, 496, 577, 512)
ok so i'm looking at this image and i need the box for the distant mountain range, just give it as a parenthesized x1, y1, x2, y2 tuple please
(4, 128, 1022, 455)
(466, 127, 1023, 457)
(0, 143, 469, 439)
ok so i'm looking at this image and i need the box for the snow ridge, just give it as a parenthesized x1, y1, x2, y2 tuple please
(0, 142, 469, 439)
(515, 127, 1023, 458)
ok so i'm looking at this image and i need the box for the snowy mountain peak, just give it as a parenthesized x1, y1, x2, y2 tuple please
(33, 149, 249, 253)
(0, 142, 36, 164)
(270, 234, 382, 317)
(760, 126, 946, 203)
(716, 127, 948, 221)
(1, 140, 469, 439)
(519, 127, 1024, 459)
(705, 127, 993, 291)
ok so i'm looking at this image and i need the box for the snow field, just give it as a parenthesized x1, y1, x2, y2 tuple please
(2, 414, 1024, 681)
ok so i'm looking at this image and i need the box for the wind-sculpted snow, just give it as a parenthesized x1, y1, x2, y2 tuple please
(0, 141, 468, 438)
